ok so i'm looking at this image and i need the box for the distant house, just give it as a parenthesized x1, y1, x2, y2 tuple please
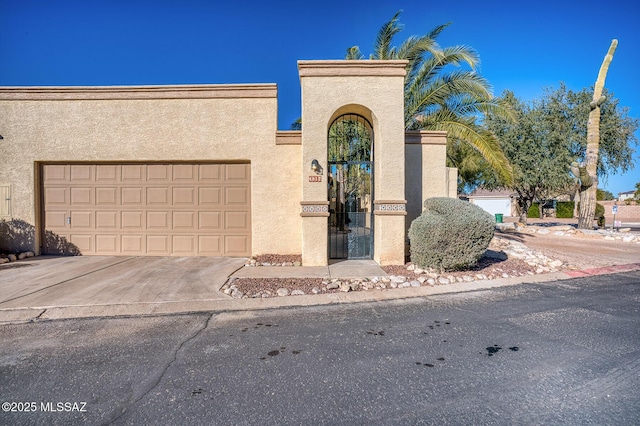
(466, 188, 516, 217)
(618, 190, 636, 201)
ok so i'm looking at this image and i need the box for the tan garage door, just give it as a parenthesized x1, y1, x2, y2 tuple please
(42, 163, 251, 256)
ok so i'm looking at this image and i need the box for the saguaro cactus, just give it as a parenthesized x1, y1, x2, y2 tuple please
(575, 39, 618, 229)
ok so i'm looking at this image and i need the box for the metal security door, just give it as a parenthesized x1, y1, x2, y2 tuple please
(328, 162, 372, 258)
(327, 114, 373, 259)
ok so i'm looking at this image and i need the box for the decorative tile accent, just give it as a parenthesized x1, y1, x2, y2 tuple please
(376, 203, 406, 212)
(302, 204, 329, 213)
(374, 200, 407, 216)
(300, 201, 330, 217)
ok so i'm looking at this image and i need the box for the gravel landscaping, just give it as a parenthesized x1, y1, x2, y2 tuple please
(224, 224, 640, 299)
(224, 232, 572, 299)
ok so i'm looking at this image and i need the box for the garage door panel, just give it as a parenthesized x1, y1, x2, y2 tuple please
(198, 235, 222, 255)
(44, 163, 250, 256)
(147, 187, 169, 205)
(173, 211, 195, 229)
(146, 235, 169, 255)
(122, 165, 145, 181)
(96, 187, 118, 205)
(225, 164, 250, 182)
(96, 211, 118, 229)
(70, 211, 92, 228)
(199, 211, 221, 230)
(198, 187, 221, 205)
(44, 165, 69, 182)
(70, 187, 92, 205)
(225, 235, 250, 256)
(173, 164, 195, 180)
(473, 198, 511, 216)
(199, 164, 222, 182)
(147, 211, 169, 229)
(147, 164, 170, 181)
(70, 234, 92, 253)
(96, 165, 118, 181)
(70, 165, 93, 181)
(173, 187, 195, 205)
(122, 187, 144, 205)
(225, 211, 249, 230)
(225, 187, 248, 205)
(46, 211, 68, 228)
(122, 211, 144, 229)
(121, 235, 144, 254)
(45, 187, 68, 205)
(95, 235, 118, 253)
(173, 235, 195, 254)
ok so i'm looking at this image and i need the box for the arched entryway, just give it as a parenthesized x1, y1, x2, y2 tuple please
(327, 113, 374, 259)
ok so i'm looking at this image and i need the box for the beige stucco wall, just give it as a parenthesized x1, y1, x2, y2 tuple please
(447, 167, 458, 198)
(404, 130, 454, 234)
(0, 85, 302, 256)
(298, 61, 408, 265)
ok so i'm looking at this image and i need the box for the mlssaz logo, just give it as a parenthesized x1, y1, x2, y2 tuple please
(40, 402, 87, 412)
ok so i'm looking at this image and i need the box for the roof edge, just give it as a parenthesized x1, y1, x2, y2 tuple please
(0, 84, 278, 100)
(298, 60, 408, 77)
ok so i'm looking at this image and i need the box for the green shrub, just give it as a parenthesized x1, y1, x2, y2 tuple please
(595, 203, 605, 227)
(556, 201, 574, 218)
(527, 203, 540, 218)
(408, 197, 495, 272)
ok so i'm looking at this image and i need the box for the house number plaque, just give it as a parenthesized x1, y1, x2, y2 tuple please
(308, 176, 322, 182)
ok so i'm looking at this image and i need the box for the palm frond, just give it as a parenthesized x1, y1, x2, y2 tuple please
(372, 10, 403, 59)
(345, 46, 364, 60)
(346, 11, 513, 184)
(404, 46, 482, 105)
(406, 71, 494, 120)
(422, 112, 513, 184)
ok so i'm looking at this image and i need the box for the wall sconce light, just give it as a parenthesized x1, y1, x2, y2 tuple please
(311, 159, 323, 175)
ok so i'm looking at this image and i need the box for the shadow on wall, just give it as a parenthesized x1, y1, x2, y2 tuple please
(0, 219, 80, 255)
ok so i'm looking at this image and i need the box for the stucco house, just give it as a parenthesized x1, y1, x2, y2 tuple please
(618, 190, 635, 202)
(0, 60, 456, 266)
(466, 188, 516, 217)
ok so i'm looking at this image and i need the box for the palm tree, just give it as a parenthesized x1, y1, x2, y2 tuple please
(347, 11, 513, 184)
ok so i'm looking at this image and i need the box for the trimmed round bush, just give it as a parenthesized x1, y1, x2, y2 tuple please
(408, 197, 495, 272)
(595, 202, 605, 227)
(527, 203, 540, 218)
(556, 201, 574, 218)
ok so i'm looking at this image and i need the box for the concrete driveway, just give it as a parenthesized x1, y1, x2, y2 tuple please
(0, 256, 247, 310)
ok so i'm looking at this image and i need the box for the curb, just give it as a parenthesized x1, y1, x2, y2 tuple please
(1, 264, 640, 325)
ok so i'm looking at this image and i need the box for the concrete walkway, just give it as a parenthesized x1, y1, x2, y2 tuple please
(1, 254, 640, 325)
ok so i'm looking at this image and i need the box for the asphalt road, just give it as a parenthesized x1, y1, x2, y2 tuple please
(1, 271, 639, 425)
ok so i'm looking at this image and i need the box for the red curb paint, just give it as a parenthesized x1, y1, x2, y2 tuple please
(565, 271, 592, 277)
(564, 263, 640, 278)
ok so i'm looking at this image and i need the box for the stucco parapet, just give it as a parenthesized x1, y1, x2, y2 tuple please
(405, 130, 448, 145)
(298, 60, 408, 77)
(276, 131, 302, 145)
(0, 84, 278, 101)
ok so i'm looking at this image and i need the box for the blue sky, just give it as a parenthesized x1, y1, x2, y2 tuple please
(1, 0, 638, 194)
